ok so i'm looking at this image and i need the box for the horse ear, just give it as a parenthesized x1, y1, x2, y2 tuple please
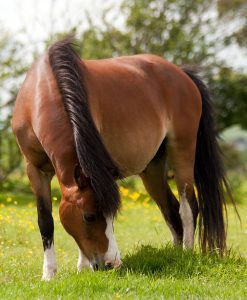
(74, 165, 89, 190)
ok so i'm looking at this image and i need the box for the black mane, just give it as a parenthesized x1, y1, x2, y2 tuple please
(48, 37, 120, 216)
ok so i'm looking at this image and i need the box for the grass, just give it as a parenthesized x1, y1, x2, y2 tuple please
(0, 184, 247, 299)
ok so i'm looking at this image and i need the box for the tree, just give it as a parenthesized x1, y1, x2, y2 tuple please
(209, 68, 247, 130)
(0, 31, 26, 184)
(217, 0, 247, 47)
(79, 0, 217, 65)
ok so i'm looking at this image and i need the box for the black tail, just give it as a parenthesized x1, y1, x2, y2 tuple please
(182, 67, 235, 254)
(48, 37, 120, 216)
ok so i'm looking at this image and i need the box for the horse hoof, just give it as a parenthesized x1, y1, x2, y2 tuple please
(41, 268, 57, 281)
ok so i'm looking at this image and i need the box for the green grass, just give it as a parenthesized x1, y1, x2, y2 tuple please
(0, 187, 247, 299)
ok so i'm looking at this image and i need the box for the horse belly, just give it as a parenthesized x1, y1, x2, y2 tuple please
(99, 103, 168, 177)
(105, 134, 166, 177)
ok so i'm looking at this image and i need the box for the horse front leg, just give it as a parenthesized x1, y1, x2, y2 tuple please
(77, 249, 93, 272)
(26, 161, 56, 280)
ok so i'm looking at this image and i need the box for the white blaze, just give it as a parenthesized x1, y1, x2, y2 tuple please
(42, 244, 57, 281)
(104, 216, 121, 267)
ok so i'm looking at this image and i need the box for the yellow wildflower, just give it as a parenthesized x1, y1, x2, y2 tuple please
(144, 197, 150, 203)
(119, 186, 129, 196)
(129, 192, 140, 200)
(27, 202, 34, 208)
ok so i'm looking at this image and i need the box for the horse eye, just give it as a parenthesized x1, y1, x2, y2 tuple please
(83, 213, 97, 224)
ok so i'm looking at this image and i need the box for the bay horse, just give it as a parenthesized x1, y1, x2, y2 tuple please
(12, 37, 232, 280)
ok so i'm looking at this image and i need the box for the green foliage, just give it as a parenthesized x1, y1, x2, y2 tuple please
(217, 0, 247, 47)
(209, 68, 247, 130)
(121, 0, 213, 64)
(0, 118, 22, 184)
(0, 31, 27, 184)
(79, 0, 216, 65)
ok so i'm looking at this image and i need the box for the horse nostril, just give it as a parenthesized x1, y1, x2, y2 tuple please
(105, 262, 113, 270)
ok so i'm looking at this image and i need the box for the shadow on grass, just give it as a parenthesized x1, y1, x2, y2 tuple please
(120, 244, 246, 279)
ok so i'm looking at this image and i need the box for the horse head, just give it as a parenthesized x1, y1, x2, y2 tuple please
(59, 165, 121, 271)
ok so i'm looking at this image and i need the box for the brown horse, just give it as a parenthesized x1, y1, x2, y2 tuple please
(12, 37, 232, 280)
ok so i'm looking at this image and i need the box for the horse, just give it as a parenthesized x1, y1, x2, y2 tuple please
(12, 37, 232, 281)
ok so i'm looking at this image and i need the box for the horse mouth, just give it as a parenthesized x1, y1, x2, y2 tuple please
(92, 263, 99, 271)
(91, 260, 112, 271)
(91, 259, 122, 271)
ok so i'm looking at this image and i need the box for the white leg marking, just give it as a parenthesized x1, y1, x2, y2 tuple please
(77, 249, 93, 272)
(42, 244, 57, 281)
(104, 216, 121, 267)
(179, 193, 194, 249)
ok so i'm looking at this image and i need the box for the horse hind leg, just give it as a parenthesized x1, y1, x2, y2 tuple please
(166, 186, 183, 246)
(140, 147, 183, 246)
(168, 138, 198, 249)
(26, 161, 56, 280)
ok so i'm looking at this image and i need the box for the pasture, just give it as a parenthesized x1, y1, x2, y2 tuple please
(0, 182, 246, 299)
